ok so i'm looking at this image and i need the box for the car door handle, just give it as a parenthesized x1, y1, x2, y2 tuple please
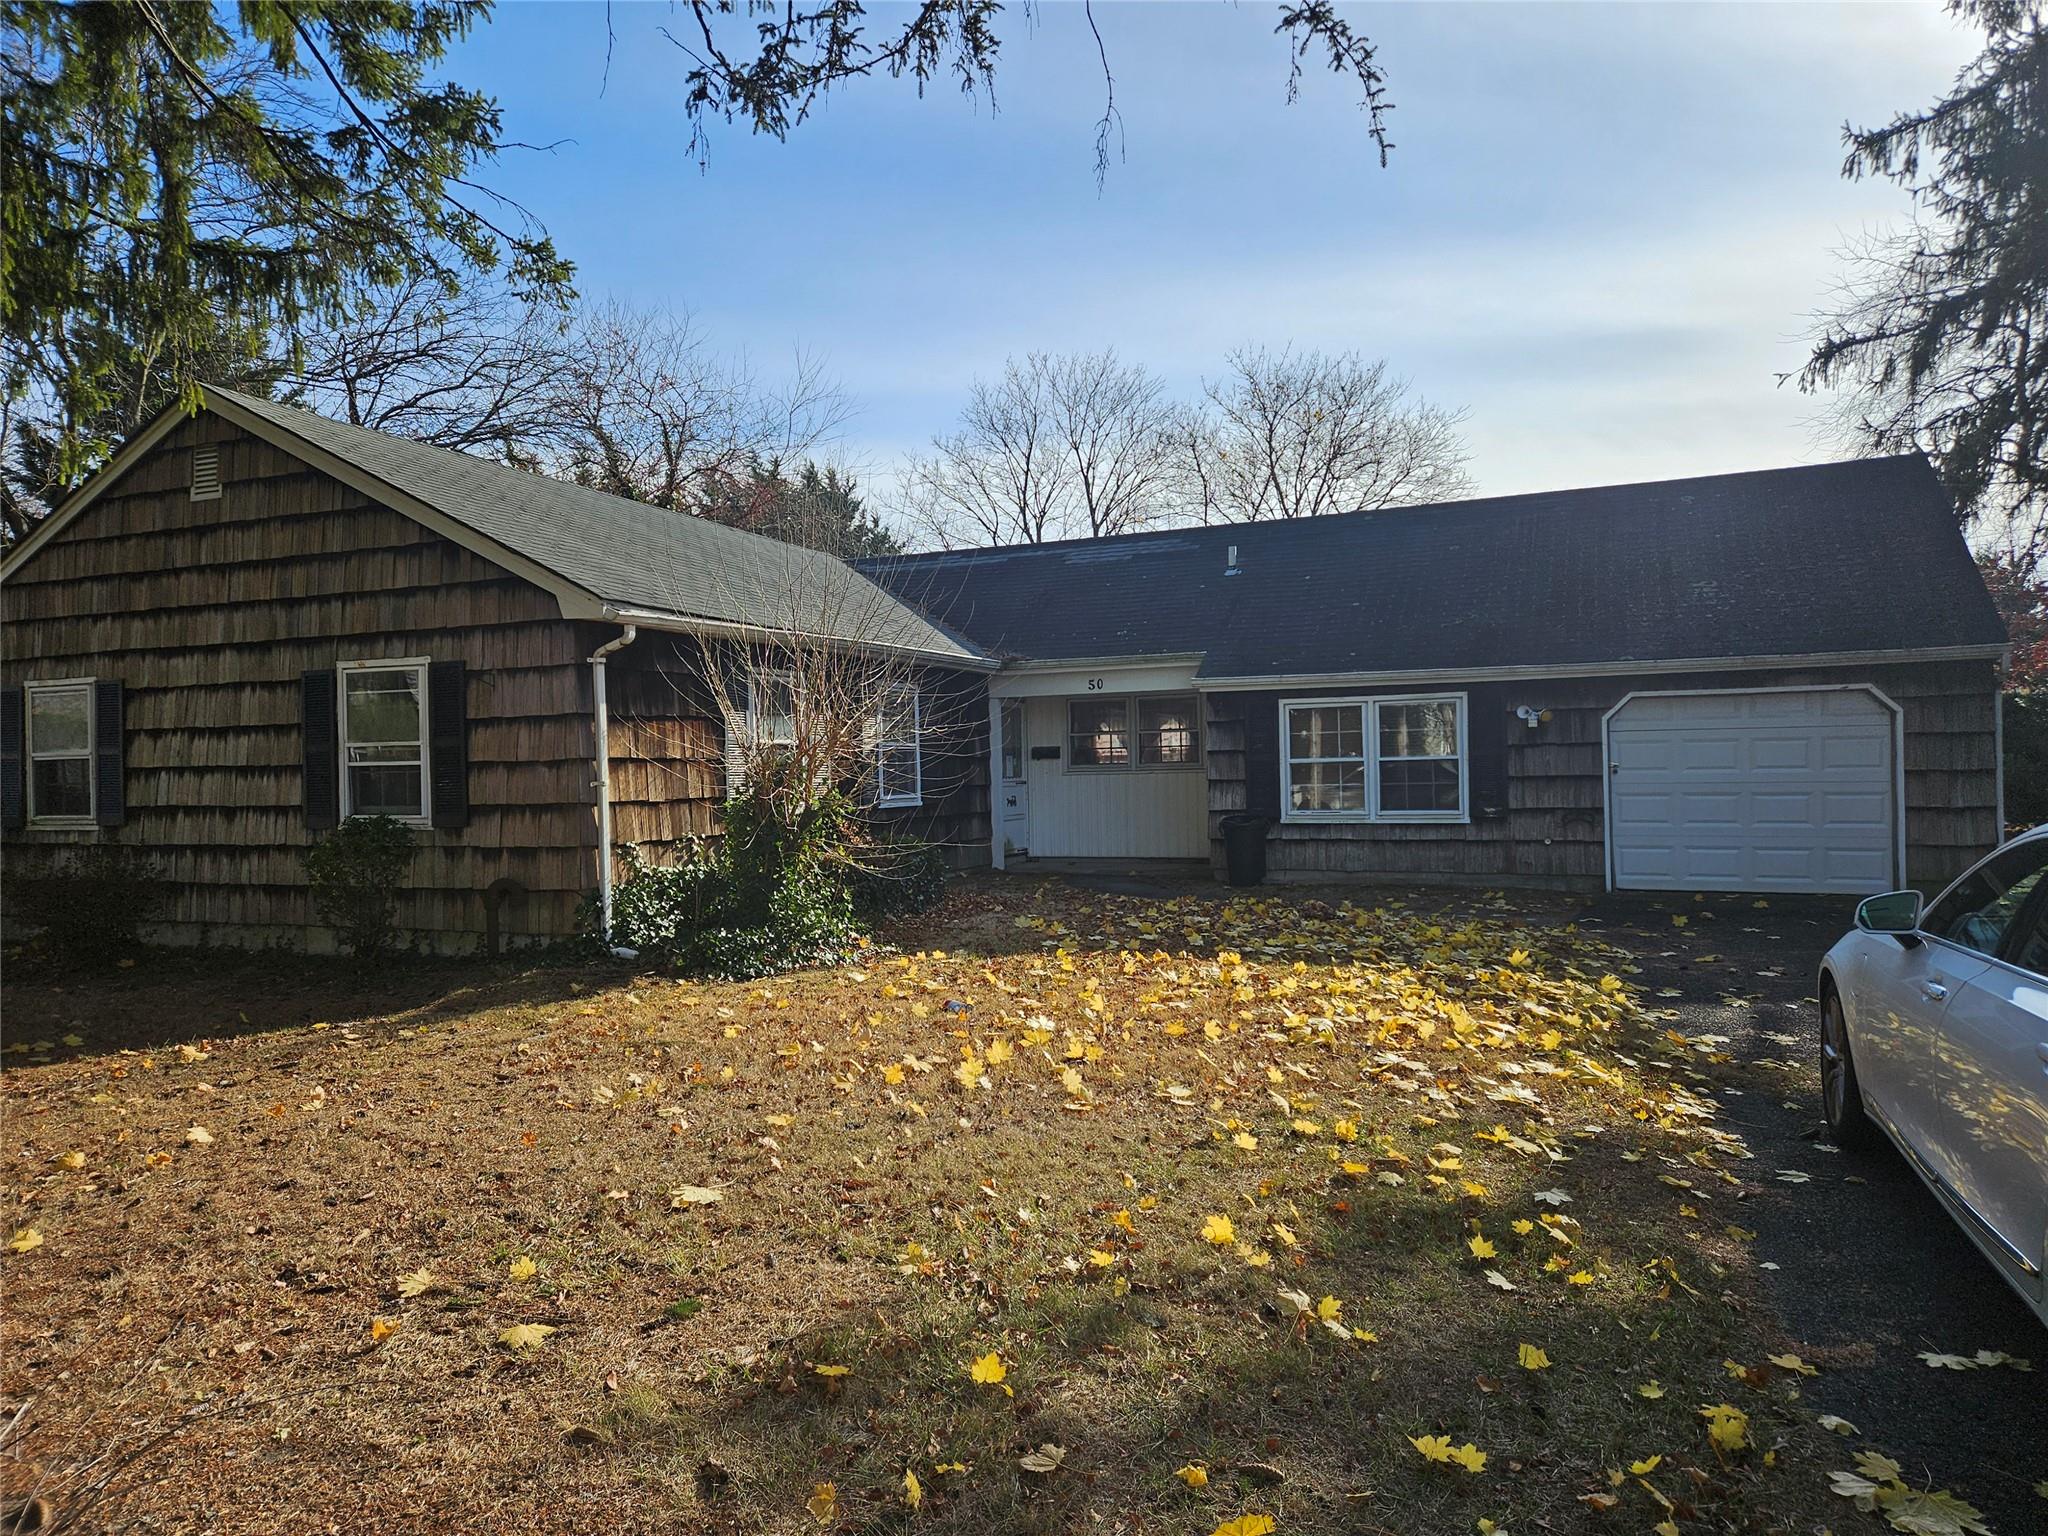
(2037, 1042, 2048, 1066)
(1920, 981, 1949, 1002)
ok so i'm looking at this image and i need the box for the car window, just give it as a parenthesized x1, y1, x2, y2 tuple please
(1922, 841, 2048, 957)
(2008, 903, 2048, 977)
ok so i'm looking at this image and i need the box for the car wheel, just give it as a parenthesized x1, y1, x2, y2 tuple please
(1820, 986, 1879, 1152)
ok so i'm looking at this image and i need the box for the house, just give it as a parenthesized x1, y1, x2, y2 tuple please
(0, 388, 2009, 950)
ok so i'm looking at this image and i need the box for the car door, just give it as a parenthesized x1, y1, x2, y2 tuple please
(1927, 892, 2048, 1289)
(1856, 840, 2048, 1203)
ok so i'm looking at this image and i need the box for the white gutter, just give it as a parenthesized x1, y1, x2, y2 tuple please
(598, 603, 1000, 673)
(589, 624, 639, 955)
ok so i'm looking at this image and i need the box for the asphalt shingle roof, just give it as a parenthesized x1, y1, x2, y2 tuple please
(212, 389, 981, 663)
(860, 455, 2006, 678)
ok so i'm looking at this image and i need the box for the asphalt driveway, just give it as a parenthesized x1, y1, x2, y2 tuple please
(1573, 892, 2047, 1530)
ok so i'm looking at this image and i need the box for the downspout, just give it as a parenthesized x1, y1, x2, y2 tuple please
(590, 624, 639, 955)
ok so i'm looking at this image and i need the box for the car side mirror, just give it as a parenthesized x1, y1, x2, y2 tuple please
(1856, 890, 1925, 946)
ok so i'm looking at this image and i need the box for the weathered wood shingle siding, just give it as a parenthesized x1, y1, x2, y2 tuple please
(872, 666, 992, 867)
(1204, 660, 2000, 891)
(2, 413, 598, 946)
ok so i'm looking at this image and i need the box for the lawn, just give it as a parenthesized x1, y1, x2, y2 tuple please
(2, 878, 1920, 1534)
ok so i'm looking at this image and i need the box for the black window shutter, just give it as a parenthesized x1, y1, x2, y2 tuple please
(93, 680, 126, 827)
(1467, 687, 1510, 817)
(1, 686, 22, 833)
(428, 659, 469, 830)
(1243, 694, 1282, 818)
(301, 669, 339, 830)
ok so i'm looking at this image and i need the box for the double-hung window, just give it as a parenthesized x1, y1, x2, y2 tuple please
(1067, 694, 1201, 770)
(340, 659, 430, 822)
(1282, 694, 1466, 822)
(26, 679, 94, 823)
(749, 672, 798, 751)
(876, 685, 922, 807)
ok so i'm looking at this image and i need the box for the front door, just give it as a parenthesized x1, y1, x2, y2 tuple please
(999, 699, 1029, 856)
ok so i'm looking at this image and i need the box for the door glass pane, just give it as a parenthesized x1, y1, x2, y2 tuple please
(1069, 700, 1129, 766)
(1923, 841, 2048, 956)
(32, 758, 91, 819)
(344, 668, 424, 746)
(28, 687, 89, 753)
(1001, 701, 1024, 781)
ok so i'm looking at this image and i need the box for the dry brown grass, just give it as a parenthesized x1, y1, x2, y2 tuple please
(3, 878, 1860, 1534)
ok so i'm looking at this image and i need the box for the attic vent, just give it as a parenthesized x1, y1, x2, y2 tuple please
(190, 445, 221, 502)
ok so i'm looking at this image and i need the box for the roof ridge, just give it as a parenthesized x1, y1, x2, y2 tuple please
(858, 452, 1936, 566)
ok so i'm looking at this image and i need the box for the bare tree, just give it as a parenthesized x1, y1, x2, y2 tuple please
(279, 275, 575, 464)
(1178, 346, 1472, 521)
(547, 300, 848, 512)
(902, 350, 1179, 547)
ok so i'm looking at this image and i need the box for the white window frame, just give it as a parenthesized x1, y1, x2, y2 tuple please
(24, 677, 96, 827)
(875, 684, 923, 809)
(745, 670, 799, 751)
(1064, 692, 1204, 773)
(338, 656, 432, 826)
(1278, 692, 1468, 825)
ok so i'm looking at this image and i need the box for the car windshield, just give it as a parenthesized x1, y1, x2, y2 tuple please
(1922, 839, 2048, 959)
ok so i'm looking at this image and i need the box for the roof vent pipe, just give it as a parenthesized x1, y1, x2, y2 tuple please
(1225, 544, 1241, 577)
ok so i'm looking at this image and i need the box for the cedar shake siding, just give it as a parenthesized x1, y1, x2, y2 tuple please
(2, 413, 599, 948)
(1202, 659, 2001, 892)
(598, 636, 992, 878)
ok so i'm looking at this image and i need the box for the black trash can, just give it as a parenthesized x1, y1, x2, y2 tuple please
(1220, 813, 1270, 887)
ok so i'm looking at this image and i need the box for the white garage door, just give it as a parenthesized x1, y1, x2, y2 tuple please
(1607, 689, 1896, 895)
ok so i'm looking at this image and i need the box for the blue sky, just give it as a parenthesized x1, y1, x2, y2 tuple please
(452, 1, 1980, 503)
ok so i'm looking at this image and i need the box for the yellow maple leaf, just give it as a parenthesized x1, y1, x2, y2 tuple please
(807, 1481, 837, 1522)
(670, 1184, 723, 1206)
(1467, 1234, 1498, 1260)
(1316, 1296, 1342, 1322)
(1518, 1343, 1551, 1371)
(55, 1151, 85, 1171)
(1699, 1403, 1749, 1453)
(1565, 1270, 1594, 1287)
(185, 1125, 214, 1145)
(1767, 1352, 1818, 1376)
(7, 1228, 43, 1254)
(1636, 1381, 1666, 1399)
(1629, 1455, 1662, 1475)
(1175, 1463, 1209, 1488)
(1086, 1249, 1115, 1269)
(1411, 1434, 1454, 1463)
(902, 1468, 922, 1508)
(1201, 1213, 1236, 1245)
(497, 1322, 556, 1350)
(968, 1351, 1007, 1386)
(370, 1316, 399, 1342)
(811, 1363, 850, 1378)
(508, 1255, 538, 1281)
(1446, 1443, 1487, 1472)
(396, 1267, 436, 1298)
(1233, 1131, 1259, 1151)
(1209, 1517, 1275, 1536)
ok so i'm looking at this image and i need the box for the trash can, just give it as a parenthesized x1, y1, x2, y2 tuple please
(1220, 813, 1270, 888)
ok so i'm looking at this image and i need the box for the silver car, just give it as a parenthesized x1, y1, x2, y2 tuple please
(1818, 827, 2048, 1327)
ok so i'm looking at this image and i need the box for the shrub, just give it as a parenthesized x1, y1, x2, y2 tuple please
(2004, 691, 2048, 829)
(303, 815, 416, 957)
(2, 844, 168, 967)
(848, 839, 948, 920)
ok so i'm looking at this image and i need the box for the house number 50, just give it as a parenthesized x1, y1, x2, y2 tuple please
(1086, 677, 1106, 690)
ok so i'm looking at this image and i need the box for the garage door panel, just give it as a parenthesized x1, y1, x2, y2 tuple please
(1609, 689, 1895, 895)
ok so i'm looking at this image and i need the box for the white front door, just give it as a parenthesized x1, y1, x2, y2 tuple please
(1607, 688, 1896, 894)
(999, 699, 1029, 856)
